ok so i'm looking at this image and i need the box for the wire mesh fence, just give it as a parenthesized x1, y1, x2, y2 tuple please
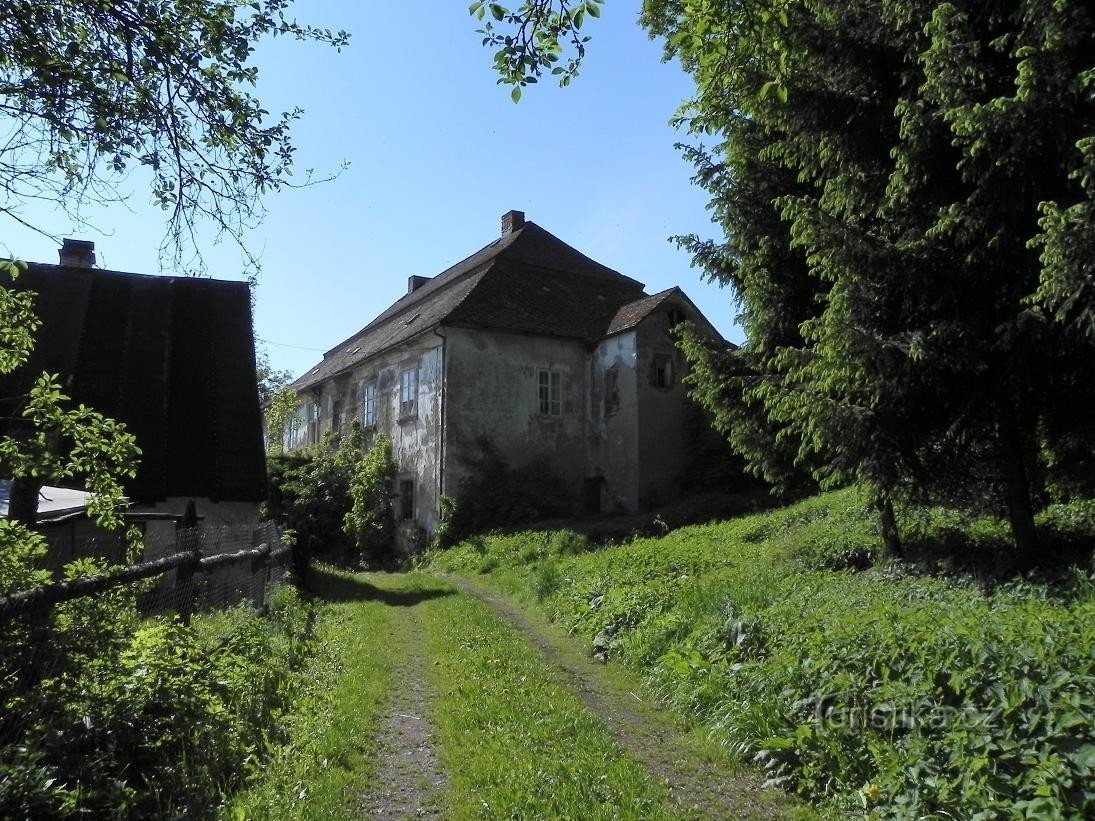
(0, 521, 295, 751)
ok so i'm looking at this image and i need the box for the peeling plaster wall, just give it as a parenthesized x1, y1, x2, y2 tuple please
(444, 328, 588, 511)
(306, 334, 444, 553)
(635, 310, 692, 508)
(589, 331, 640, 512)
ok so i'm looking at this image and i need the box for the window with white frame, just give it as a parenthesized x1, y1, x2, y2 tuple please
(361, 381, 376, 427)
(538, 369, 561, 415)
(399, 367, 418, 418)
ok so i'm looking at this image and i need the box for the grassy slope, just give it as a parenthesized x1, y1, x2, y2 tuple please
(425, 488, 1095, 818)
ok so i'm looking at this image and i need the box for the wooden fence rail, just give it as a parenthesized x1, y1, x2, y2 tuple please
(0, 541, 293, 621)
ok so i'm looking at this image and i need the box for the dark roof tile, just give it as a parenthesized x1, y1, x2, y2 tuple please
(0, 263, 266, 503)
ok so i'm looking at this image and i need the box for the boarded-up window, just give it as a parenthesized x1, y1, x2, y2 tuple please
(400, 479, 414, 520)
(605, 366, 620, 415)
(652, 355, 674, 388)
(332, 397, 344, 434)
(538, 369, 561, 415)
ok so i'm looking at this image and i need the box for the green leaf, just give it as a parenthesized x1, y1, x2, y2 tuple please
(489, 3, 505, 21)
(511, 85, 521, 103)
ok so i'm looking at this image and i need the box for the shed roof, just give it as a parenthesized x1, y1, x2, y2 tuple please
(0, 262, 267, 504)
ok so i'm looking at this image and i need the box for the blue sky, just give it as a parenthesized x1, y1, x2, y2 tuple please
(2, 1, 741, 379)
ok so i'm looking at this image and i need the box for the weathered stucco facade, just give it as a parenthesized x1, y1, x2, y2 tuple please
(286, 212, 726, 552)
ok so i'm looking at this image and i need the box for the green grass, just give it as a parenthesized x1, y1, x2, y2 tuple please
(223, 567, 413, 820)
(416, 579, 685, 819)
(425, 488, 1095, 818)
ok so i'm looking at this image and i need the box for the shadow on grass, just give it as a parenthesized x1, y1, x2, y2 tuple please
(307, 565, 454, 607)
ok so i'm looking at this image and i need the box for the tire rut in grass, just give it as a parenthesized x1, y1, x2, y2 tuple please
(443, 575, 790, 820)
(359, 606, 446, 819)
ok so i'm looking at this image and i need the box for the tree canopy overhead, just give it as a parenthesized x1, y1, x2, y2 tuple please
(480, 0, 1095, 561)
(0, 0, 348, 270)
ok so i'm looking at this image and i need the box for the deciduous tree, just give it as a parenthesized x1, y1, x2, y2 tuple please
(0, 0, 348, 269)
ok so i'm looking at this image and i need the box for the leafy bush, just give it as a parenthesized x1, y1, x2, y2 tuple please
(265, 424, 396, 566)
(0, 581, 316, 817)
(344, 432, 397, 564)
(428, 488, 1095, 817)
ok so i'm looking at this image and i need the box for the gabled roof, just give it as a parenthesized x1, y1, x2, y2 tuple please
(606, 287, 728, 343)
(0, 262, 267, 504)
(606, 288, 681, 336)
(292, 220, 650, 390)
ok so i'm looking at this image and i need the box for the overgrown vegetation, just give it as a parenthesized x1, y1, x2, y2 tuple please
(264, 424, 397, 566)
(438, 438, 572, 548)
(0, 569, 316, 817)
(427, 488, 1095, 817)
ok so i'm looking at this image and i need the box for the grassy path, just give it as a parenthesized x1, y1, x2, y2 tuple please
(358, 600, 446, 817)
(441, 574, 799, 819)
(231, 570, 802, 819)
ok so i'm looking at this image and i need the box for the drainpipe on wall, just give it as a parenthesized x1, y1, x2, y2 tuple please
(433, 326, 447, 514)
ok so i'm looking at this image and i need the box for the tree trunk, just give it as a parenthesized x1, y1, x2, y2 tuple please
(997, 404, 1040, 567)
(7, 476, 42, 526)
(874, 490, 902, 560)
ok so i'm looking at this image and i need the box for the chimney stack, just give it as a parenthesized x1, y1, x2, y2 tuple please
(501, 209, 525, 236)
(407, 275, 430, 294)
(59, 239, 96, 268)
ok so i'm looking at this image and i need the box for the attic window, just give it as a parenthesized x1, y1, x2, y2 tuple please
(310, 368, 320, 376)
(667, 308, 686, 327)
(348, 346, 361, 355)
(403, 312, 420, 326)
(541, 286, 551, 293)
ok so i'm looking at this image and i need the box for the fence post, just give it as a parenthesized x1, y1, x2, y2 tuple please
(251, 543, 270, 611)
(175, 526, 201, 624)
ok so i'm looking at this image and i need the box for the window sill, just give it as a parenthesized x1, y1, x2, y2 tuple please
(398, 413, 418, 425)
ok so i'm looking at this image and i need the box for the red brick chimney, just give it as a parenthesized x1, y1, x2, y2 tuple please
(501, 210, 525, 236)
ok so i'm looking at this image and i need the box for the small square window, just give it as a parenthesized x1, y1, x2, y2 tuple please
(400, 368, 418, 418)
(361, 382, 377, 427)
(538, 369, 561, 415)
(653, 355, 674, 389)
(399, 479, 415, 521)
